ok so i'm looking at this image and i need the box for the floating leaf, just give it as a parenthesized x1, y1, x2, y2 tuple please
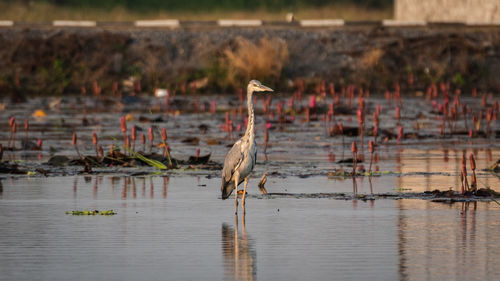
(124, 146, 167, 170)
(66, 210, 116, 216)
(125, 113, 135, 121)
(327, 169, 352, 178)
(134, 153, 167, 170)
(206, 139, 222, 145)
(99, 210, 117, 216)
(112, 138, 169, 170)
(32, 109, 47, 118)
(47, 155, 70, 166)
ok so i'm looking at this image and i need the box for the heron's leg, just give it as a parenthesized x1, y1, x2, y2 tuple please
(242, 177, 248, 213)
(234, 172, 239, 215)
(234, 214, 239, 267)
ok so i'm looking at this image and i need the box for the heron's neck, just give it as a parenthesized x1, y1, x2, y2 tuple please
(245, 88, 254, 140)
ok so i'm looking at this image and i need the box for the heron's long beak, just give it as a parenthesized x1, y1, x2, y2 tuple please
(259, 85, 274, 92)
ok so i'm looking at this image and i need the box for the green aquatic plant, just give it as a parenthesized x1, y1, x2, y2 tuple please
(37, 58, 72, 95)
(453, 73, 465, 87)
(65, 210, 116, 216)
(132, 150, 168, 170)
(328, 170, 400, 178)
(111, 136, 168, 170)
(362, 171, 399, 177)
(394, 187, 412, 192)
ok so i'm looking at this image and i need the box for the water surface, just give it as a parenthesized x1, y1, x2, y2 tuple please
(1, 176, 499, 281)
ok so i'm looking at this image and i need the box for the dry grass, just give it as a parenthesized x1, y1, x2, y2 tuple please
(223, 37, 289, 86)
(0, 2, 134, 22)
(361, 49, 384, 68)
(0, 2, 392, 21)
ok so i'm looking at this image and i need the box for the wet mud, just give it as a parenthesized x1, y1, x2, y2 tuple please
(0, 92, 499, 200)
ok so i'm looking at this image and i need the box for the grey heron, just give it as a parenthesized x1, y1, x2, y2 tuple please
(221, 80, 273, 214)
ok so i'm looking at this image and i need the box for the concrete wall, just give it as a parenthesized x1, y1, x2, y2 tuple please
(395, 0, 500, 23)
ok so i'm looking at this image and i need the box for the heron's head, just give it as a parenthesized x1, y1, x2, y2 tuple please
(248, 80, 273, 93)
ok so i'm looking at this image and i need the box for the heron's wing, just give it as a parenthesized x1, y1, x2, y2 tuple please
(222, 140, 244, 184)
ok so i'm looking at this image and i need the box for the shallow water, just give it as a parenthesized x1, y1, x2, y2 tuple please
(1, 176, 499, 281)
(0, 94, 499, 280)
(0, 95, 499, 193)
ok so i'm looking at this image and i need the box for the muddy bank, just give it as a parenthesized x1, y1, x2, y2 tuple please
(1, 25, 500, 95)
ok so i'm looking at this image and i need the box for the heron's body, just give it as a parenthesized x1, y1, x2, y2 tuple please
(221, 80, 273, 213)
(221, 136, 257, 198)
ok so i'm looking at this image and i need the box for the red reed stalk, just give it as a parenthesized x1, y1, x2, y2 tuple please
(148, 127, 154, 153)
(461, 154, 469, 193)
(120, 116, 127, 154)
(72, 132, 81, 158)
(141, 133, 146, 152)
(351, 141, 357, 177)
(92, 132, 98, 158)
(470, 154, 477, 192)
(131, 126, 136, 151)
(368, 140, 374, 174)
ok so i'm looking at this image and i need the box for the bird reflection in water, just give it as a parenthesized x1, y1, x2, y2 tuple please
(221, 216, 256, 281)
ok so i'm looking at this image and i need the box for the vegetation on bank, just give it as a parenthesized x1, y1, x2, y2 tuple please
(0, 26, 497, 97)
(42, 0, 393, 10)
(0, 34, 292, 96)
(0, 1, 496, 96)
(0, 1, 392, 21)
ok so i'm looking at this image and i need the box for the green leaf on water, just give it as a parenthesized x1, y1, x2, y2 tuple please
(66, 210, 117, 216)
(119, 140, 168, 170)
(132, 151, 167, 170)
(348, 171, 401, 177)
(99, 210, 117, 216)
(327, 169, 352, 178)
(27, 171, 36, 176)
(394, 187, 412, 191)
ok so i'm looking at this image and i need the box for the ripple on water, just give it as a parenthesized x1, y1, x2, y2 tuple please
(0, 175, 499, 281)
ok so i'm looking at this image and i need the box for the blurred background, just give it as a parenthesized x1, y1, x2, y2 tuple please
(0, 0, 393, 21)
(1, 0, 499, 95)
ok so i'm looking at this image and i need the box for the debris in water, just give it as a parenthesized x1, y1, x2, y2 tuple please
(65, 210, 117, 216)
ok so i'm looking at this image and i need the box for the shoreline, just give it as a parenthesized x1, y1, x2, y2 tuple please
(1, 24, 500, 95)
